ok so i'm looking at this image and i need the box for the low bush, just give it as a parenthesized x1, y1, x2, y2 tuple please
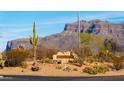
(0, 60, 4, 69)
(0, 52, 5, 69)
(113, 61, 124, 70)
(112, 55, 124, 70)
(4, 59, 19, 67)
(21, 62, 28, 69)
(5, 48, 29, 67)
(73, 68, 78, 71)
(83, 64, 109, 75)
(94, 64, 109, 74)
(70, 58, 84, 67)
(83, 67, 97, 75)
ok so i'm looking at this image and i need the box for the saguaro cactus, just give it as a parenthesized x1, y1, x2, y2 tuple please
(29, 22, 39, 66)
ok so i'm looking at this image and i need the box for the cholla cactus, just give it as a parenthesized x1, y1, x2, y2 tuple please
(29, 22, 39, 65)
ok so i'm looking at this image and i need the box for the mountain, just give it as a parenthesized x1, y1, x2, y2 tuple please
(6, 20, 124, 52)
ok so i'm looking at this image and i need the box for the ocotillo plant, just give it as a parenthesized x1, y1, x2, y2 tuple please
(29, 22, 39, 66)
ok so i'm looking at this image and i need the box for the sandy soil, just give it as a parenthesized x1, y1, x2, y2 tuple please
(0, 62, 124, 77)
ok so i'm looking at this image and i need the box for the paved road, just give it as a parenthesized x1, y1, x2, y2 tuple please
(0, 75, 124, 81)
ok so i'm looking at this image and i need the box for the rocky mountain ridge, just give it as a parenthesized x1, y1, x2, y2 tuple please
(6, 20, 124, 52)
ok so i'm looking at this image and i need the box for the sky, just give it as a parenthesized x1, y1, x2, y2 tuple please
(1, 11, 124, 51)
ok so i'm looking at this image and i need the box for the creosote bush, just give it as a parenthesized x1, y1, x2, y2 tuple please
(112, 56, 124, 70)
(5, 48, 29, 67)
(83, 64, 109, 75)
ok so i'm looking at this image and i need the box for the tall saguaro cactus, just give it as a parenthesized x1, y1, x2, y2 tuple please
(29, 22, 39, 66)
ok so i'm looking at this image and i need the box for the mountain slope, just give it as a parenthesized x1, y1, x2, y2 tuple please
(6, 20, 124, 52)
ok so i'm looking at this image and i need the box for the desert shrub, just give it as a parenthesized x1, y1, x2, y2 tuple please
(35, 48, 58, 60)
(94, 64, 109, 73)
(0, 60, 4, 69)
(111, 54, 124, 70)
(21, 62, 28, 69)
(78, 57, 84, 66)
(0, 52, 4, 69)
(113, 61, 123, 70)
(37, 60, 44, 64)
(97, 39, 118, 62)
(5, 48, 29, 67)
(83, 67, 97, 75)
(4, 59, 17, 67)
(52, 60, 57, 64)
(73, 68, 78, 71)
(83, 64, 109, 75)
(70, 58, 84, 67)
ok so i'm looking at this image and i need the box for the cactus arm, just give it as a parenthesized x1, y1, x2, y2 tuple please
(36, 35, 39, 45)
(29, 36, 34, 45)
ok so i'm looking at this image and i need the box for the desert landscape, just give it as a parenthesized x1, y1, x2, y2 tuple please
(0, 11, 124, 80)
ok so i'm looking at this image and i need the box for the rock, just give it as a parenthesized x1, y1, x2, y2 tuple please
(21, 69, 24, 72)
(31, 66, 40, 71)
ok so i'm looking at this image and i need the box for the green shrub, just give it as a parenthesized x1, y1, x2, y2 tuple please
(21, 62, 28, 69)
(83, 67, 97, 75)
(94, 64, 109, 74)
(83, 64, 109, 75)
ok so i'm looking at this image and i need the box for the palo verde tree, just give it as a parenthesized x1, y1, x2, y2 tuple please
(78, 32, 104, 62)
(29, 21, 39, 66)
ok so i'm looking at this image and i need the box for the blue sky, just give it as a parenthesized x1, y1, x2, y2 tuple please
(0, 11, 124, 51)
